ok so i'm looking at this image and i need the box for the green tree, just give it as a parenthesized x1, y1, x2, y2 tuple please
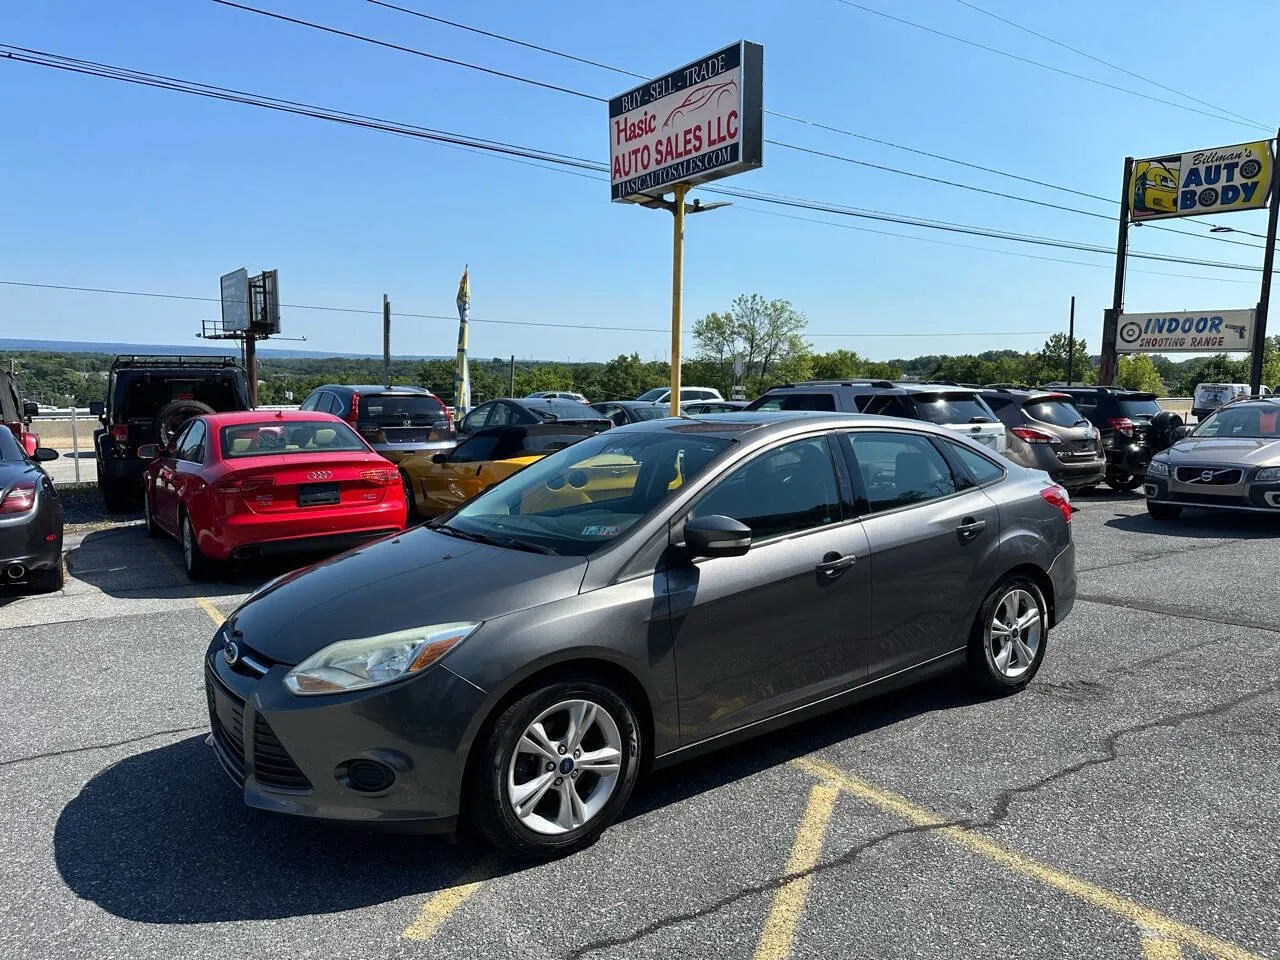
(1037, 334, 1093, 384)
(1116, 354, 1163, 394)
(692, 294, 810, 395)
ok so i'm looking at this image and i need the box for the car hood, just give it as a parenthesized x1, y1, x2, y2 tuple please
(1162, 437, 1280, 465)
(226, 526, 587, 664)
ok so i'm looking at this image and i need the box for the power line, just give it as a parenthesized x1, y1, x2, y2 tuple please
(3, 43, 1265, 277)
(0, 280, 1058, 337)
(952, 0, 1268, 129)
(832, 0, 1273, 133)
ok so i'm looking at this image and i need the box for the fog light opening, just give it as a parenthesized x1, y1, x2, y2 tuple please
(1264, 492, 1280, 508)
(339, 758, 396, 793)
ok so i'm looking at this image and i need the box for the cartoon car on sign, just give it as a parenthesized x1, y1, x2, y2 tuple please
(1133, 160, 1178, 216)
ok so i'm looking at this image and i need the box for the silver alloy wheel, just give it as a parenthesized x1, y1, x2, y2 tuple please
(987, 588, 1042, 679)
(506, 699, 623, 836)
(182, 517, 194, 570)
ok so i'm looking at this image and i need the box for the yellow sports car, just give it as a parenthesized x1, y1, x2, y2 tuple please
(1132, 160, 1179, 216)
(401, 423, 602, 519)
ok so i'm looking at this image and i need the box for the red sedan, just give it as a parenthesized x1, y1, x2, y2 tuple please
(140, 410, 406, 579)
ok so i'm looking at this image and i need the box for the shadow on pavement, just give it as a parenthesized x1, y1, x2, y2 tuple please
(53, 674, 976, 924)
(1104, 510, 1280, 539)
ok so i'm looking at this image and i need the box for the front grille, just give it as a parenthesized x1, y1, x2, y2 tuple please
(1175, 466, 1242, 485)
(252, 716, 311, 790)
(206, 677, 246, 784)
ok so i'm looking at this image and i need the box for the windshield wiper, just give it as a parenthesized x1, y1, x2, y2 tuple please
(428, 522, 486, 544)
(428, 523, 557, 555)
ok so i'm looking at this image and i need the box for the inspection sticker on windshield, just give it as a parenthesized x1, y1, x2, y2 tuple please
(582, 525, 621, 537)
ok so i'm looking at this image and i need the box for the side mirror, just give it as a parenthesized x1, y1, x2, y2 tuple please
(684, 515, 752, 559)
(22, 401, 39, 418)
(1173, 425, 1193, 440)
(89, 401, 106, 417)
(136, 443, 161, 460)
(431, 452, 450, 464)
(33, 447, 59, 462)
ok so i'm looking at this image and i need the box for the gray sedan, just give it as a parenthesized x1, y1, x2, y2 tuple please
(203, 412, 1076, 857)
(1144, 397, 1280, 519)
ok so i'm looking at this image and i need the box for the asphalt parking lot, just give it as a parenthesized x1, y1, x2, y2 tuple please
(1, 491, 1277, 960)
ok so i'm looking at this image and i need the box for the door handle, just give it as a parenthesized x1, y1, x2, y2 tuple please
(957, 517, 987, 540)
(816, 551, 857, 576)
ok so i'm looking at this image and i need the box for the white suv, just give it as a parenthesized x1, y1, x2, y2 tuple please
(635, 386, 724, 405)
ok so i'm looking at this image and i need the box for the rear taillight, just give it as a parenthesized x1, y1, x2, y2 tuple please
(1010, 426, 1061, 445)
(348, 393, 360, 426)
(0, 481, 37, 515)
(111, 424, 129, 443)
(1108, 417, 1136, 438)
(359, 468, 397, 485)
(215, 476, 276, 496)
(1040, 484, 1072, 523)
(444, 407, 454, 428)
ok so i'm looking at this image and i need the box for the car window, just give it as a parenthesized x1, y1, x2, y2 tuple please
(692, 436, 842, 542)
(0, 425, 25, 461)
(1024, 400, 1086, 427)
(519, 432, 594, 454)
(847, 431, 957, 513)
(450, 432, 506, 463)
(635, 388, 666, 403)
(857, 395, 913, 417)
(459, 404, 490, 433)
(488, 403, 513, 427)
(1193, 406, 1280, 438)
(1118, 396, 1161, 418)
(947, 441, 1006, 485)
(169, 421, 196, 457)
(982, 395, 1012, 411)
(629, 404, 667, 421)
(361, 393, 446, 426)
(299, 393, 319, 411)
(596, 404, 626, 427)
(752, 392, 838, 412)
(220, 420, 366, 457)
(912, 393, 997, 425)
(176, 419, 207, 463)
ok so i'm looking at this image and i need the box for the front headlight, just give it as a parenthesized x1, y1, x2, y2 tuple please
(1255, 466, 1280, 481)
(1146, 460, 1170, 477)
(284, 622, 480, 696)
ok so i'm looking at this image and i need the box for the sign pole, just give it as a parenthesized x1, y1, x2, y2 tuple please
(382, 294, 392, 388)
(1066, 295, 1076, 386)
(245, 332, 258, 409)
(1100, 157, 1133, 386)
(669, 183, 689, 418)
(1250, 130, 1280, 395)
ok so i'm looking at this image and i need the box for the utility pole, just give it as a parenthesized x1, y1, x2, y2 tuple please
(245, 333, 258, 408)
(509, 355, 516, 396)
(1251, 128, 1280, 395)
(1100, 157, 1134, 386)
(382, 294, 391, 387)
(1066, 296, 1076, 386)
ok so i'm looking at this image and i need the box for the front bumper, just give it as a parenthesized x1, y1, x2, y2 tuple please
(204, 634, 488, 827)
(1143, 474, 1280, 513)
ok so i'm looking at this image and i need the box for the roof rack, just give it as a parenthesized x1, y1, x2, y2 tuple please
(769, 379, 896, 389)
(109, 355, 241, 370)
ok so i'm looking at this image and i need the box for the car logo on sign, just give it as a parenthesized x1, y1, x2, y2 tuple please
(223, 640, 240, 666)
(306, 470, 332, 481)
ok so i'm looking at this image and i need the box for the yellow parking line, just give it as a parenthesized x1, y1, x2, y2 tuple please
(195, 597, 224, 627)
(147, 539, 223, 627)
(795, 757, 1264, 960)
(402, 857, 498, 941)
(752, 784, 838, 960)
(1142, 934, 1185, 959)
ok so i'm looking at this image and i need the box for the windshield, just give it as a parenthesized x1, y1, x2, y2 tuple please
(120, 375, 241, 417)
(1192, 405, 1280, 439)
(626, 405, 668, 421)
(359, 394, 445, 426)
(448, 429, 733, 556)
(1024, 399, 1087, 427)
(220, 420, 367, 457)
(1119, 396, 1161, 418)
(914, 393, 996, 424)
(635, 388, 666, 402)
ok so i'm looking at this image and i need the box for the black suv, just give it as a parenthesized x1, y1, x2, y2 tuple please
(299, 384, 455, 464)
(91, 356, 250, 510)
(746, 380, 1008, 455)
(1046, 387, 1168, 491)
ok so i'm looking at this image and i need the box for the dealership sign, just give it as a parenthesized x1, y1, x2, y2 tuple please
(1117, 308, 1255, 353)
(609, 41, 763, 203)
(1129, 140, 1273, 221)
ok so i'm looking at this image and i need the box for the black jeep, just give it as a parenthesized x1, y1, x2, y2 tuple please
(91, 356, 250, 511)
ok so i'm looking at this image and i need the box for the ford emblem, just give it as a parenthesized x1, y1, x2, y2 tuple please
(223, 640, 240, 666)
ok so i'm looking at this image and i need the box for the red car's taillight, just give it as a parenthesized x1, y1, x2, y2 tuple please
(359, 468, 397, 484)
(1040, 484, 1072, 523)
(1010, 426, 1061, 445)
(1108, 417, 1136, 438)
(0, 481, 37, 515)
(111, 424, 129, 443)
(215, 476, 275, 498)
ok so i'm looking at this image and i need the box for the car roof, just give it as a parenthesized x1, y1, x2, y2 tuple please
(608, 409, 965, 445)
(318, 384, 435, 395)
(979, 387, 1070, 402)
(763, 380, 981, 395)
(511, 397, 605, 415)
(596, 399, 663, 408)
(201, 410, 346, 426)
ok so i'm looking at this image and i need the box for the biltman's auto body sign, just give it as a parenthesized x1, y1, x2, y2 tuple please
(1129, 141, 1273, 221)
(609, 42, 763, 202)
(1117, 308, 1255, 353)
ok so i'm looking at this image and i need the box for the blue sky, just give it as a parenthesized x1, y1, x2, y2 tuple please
(3, 0, 1277, 362)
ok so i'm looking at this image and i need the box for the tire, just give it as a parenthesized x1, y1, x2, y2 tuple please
(27, 564, 64, 594)
(401, 471, 420, 525)
(1106, 474, 1144, 492)
(180, 511, 213, 580)
(470, 679, 642, 859)
(155, 399, 215, 450)
(1147, 500, 1182, 521)
(966, 576, 1049, 696)
(142, 487, 161, 538)
(101, 476, 132, 512)
(1242, 158, 1263, 179)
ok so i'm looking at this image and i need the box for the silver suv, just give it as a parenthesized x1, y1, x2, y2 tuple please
(979, 389, 1104, 492)
(1144, 397, 1280, 519)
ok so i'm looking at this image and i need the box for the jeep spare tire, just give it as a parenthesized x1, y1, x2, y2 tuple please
(1147, 410, 1184, 452)
(155, 399, 215, 448)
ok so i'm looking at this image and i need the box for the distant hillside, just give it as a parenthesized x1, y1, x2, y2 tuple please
(0, 337, 449, 361)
